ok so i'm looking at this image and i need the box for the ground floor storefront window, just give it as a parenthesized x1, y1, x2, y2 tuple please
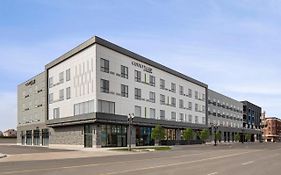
(33, 129, 40, 145)
(26, 130, 32, 145)
(136, 126, 154, 146)
(101, 124, 127, 147)
(42, 129, 49, 146)
(164, 128, 176, 140)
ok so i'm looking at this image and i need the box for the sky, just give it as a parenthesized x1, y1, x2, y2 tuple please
(1, 0, 281, 131)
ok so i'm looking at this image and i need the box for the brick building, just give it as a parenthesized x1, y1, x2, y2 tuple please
(262, 117, 281, 142)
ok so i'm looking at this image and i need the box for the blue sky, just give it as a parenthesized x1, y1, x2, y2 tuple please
(1, 0, 281, 131)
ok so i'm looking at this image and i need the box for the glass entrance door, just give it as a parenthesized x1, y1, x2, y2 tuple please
(84, 125, 93, 148)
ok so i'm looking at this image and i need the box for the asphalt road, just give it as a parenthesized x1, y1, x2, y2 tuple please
(0, 143, 281, 175)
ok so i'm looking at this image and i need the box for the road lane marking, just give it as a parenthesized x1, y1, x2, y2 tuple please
(241, 161, 254, 166)
(0, 149, 233, 175)
(1, 150, 260, 175)
(99, 150, 261, 175)
(207, 172, 218, 175)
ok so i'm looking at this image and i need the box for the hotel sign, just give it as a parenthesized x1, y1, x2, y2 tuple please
(132, 61, 152, 73)
(25, 79, 36, 86)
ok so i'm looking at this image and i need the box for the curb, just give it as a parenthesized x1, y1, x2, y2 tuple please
(0, 153, 7, 159)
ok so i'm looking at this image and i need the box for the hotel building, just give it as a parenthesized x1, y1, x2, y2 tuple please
(208, 89, 244, 142)
(18, 36, 208, 148)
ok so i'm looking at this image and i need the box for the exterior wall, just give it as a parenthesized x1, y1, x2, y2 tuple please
(242, 101, 261, 129)
(48, 45, 97, 120)
(208, 89, 243, 128)
(95, 44, 207, 125)
(17, 71, 47, 126)
(49, 125, 84, 146)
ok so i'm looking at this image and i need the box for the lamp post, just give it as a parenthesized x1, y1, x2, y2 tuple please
(211, 123, 219, 146)
(128, 114, 134, 151)
(241, 129, 244, 144)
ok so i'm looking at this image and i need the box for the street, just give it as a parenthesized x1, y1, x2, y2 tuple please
(0, 143, 280, 175)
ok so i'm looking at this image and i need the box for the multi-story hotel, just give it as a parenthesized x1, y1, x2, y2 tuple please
(208, 89, 243, 142)
(17, 36, 264, 148)
(18, 36, 208, 148)
(208, 90, 261, 142)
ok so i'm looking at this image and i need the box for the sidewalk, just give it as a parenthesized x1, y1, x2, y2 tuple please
(0, 149, 141, 163)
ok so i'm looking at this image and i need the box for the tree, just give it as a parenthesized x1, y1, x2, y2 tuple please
(234, 133, 240, 142)
(183, 128, 194, 142)
(245, 133, 252, 142)
(215, 131, 221, 142)
(151, 125, 165, 145)
(199, 129, 209, 142)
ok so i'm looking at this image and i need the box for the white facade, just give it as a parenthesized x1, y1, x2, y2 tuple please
(48, 43, 206, 125)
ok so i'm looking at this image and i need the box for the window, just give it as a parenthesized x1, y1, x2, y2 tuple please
(160, 110, 165, 120)
(49, 77, 53, 87)
(188, 89, 192, 97)
(171, 83, 176, 93)
(121, 65, 128, 79)
(121, 84, 128, 97)
(179, 99, 184, 108)
(100, 58, 109, 73)
(66, 69, 71, 81)
(179, 85, 184, 95)
(195, 116, 199, 123)
(49, 93, 53, 104)
(66, 87, 71, 99)
(135, 106, 141, 117)
(59, 72, 64, 83)
(149, 75, 155, 86)
(171, 97, 176, 107)
(74, 100, 94, 116)
(202, 105, 205, 112)
(195, 103, 199, 112)
(100, 79, 109, 93)
(149, 91, 155, 103)
(135, 88, 141, 100)
(180, 113, 184, 122)
(98, 100, 115, 114)
(188, 102, 192, 110)
(160, 79, 165, 89)
(53, 108, 60, 119)
(150, 108, 156, 119)
(171, 112, 176, 120)
(59, 89, 64, 101)
(135, 70, 141, 82)
(188, 115, 192, 123)
(202, 117, 206, 124)
(160, 94, 165, 105)
(202, 94, 205, 101)
(195, 91, 198, 99)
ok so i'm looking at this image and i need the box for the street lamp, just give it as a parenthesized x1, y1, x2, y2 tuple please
(128, 113, 134, 151)
(241, 129, 244, 144)
(211, 123, 219, 146)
